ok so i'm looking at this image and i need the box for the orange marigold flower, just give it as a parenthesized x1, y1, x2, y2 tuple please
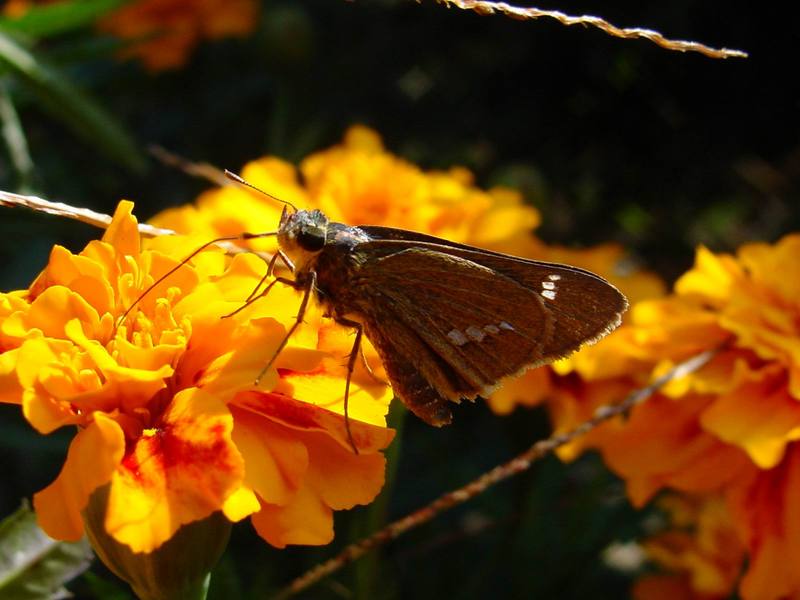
(298, 125, 543, 253)
(574, 234, 800, 600)
(632, 496, 744, 600)
(3, 0, 259, 72)
(0, 201, 393, 560)
(99, 0, 259, 71)
(2, 0, 35, 18)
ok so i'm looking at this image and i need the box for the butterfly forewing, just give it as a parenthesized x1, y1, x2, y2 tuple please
(365, 248, 554, 387)
(357, 233, 627, 357)
(343, 235, 627, 425)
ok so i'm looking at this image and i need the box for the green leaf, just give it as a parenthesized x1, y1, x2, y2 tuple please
(0, 30, 146, 172)
(0, 81, 35, 190)
(0, 502, 94, 600)
(0, 0, 129, 39)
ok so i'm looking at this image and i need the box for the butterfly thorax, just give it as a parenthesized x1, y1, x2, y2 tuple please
(278, 209, 373, 315)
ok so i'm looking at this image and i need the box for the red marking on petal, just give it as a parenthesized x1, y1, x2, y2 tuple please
(234, 391, 394, 453)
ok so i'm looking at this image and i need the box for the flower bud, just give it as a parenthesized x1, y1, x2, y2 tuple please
(83, 485, 231, 600)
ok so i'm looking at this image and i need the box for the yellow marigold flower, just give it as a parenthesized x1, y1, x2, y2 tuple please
(3, 0, 259, 72)
(298, 125, 542, 251)
(0, 201, 393, 562)
(151, 125, 540, 253)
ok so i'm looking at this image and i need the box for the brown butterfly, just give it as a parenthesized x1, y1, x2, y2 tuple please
(223, 173, 628, 435)
(124, 170, 627, 450)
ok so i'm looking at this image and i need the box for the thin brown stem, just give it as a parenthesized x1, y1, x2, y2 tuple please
(0, 189, 174, 237)
(436, 1, 748, 59)
(275, 348, 718, 599)
(0, 190, 269, 259)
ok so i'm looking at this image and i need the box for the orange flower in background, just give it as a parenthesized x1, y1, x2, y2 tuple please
(0, 201, 393, 559)
(99, 0, 259, 71)
(632, 495, 744, 600)
(3, 0, 259, 71)
(298, 126, 542, 254)
(568, 235, 800, 600)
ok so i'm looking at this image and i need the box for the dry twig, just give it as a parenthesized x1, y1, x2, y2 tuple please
(438, 1, 748, 59)
(0, 189, 175, 237)
(0, 190, 262, 257)
(276, 348, 718, 598)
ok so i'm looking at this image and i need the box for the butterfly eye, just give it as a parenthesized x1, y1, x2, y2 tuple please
(296, 227, 326, 251)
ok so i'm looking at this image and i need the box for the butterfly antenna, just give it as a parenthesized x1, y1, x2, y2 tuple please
(224, 170, 299, 213)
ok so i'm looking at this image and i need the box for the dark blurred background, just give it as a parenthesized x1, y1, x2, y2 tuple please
(0, 1, 796, 598)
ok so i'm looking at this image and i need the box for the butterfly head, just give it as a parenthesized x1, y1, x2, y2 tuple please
(277, 208, 329, 268)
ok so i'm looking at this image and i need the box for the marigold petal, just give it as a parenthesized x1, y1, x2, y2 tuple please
(105, 387, 243, 553)
(303, 429, 388, 510)
(33, 413, 125, 541)
(701, 381, 800, 469)
(251, 484, 333, 548)
(675, 246, 741, 306)
(0, 348, 23, 404)
(222, 487, 261, 522)
(17, 338, 81, 432)
(275, 368, 392, 427)
(599, 394, 755, 506)
(235, 391, 395, 453)
(738, 235, 800, 305)
(198, 317, 289, 397)
(102, 200, 140, 257)
(632, 574, 697, 600)
(729, 445, 800, 600)
(24, 287, 100, 339)
(230, 406, 309, 506)
(487, 367, 553, 415)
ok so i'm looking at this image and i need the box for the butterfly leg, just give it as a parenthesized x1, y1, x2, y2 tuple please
(253, 271, 316, 385)
(360, 345, 389, 386)
(335, 317, 366, 455)
(244, 249, 294, 303)
(223, 249, 295, 319)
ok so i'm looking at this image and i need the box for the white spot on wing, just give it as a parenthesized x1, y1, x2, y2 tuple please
(466, 325, 486, 342)
(541, 289, 557, 300)
(542, 281, 556, 290)
(548, 274, 562, 281)
(499, 321, 514, 331)
(447, 329, 469, 346)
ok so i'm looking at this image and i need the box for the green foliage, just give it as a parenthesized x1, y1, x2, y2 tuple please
(0, 502, 93, 599)
(0, 0, 127, 39)
(0, 30, 145, 173)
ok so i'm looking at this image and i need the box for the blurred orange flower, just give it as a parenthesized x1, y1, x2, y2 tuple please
(3, 0, 259, 71)
(633, 496, 744, 600)
(99, 0, 259, 71)
(0, 201, 393, 556)
(576, 235, 800, 600)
